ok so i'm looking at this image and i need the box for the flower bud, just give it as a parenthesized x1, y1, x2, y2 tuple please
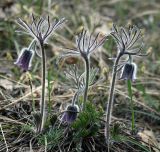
(14, 48, 34, 71)
(61, 104, 79, 124)
(120, 63, 137, 82)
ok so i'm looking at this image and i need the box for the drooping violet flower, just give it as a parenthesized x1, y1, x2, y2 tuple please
(14, 39, 36, 71)
(61, 104, 79, 124)
(120, 63, 137, 82)
(59, 29, 107, 110)
(14, 48, 34, 71)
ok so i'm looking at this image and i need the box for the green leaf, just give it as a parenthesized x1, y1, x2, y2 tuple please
(127, 80, 135, 131)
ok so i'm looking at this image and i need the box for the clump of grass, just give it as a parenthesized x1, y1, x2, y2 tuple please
(38, 128, 63, 151)
(72, 102, 103, 139)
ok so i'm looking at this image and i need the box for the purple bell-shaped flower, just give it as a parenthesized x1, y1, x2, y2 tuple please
(61, 104, 79, 124)
(14, 48, 34, 71)
(120, 63, 137, 82)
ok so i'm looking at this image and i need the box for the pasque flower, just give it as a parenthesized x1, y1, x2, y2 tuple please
(61, 104, 79, 124)
(14, 47, 34, 71)
(16, 14, 66, 132)
(120, 62, 137, 82)
(59, 29, 107, 110)
(105, 24, 147, 149)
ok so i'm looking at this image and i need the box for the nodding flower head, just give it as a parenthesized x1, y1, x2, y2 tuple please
(111, 24, 145, 56)
(59, 29, 107, 61)
(14, 48, 34, 71)
(120, 63, 137, 82)
(61, 104, 79, 124)
(16, 14, 66, 44)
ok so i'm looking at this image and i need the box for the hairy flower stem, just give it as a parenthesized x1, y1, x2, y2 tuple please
(72, 92, 78, 106)
(105, 53, 121, 151)
(82, 56, 90, 110)
(39, 41, 46, 132)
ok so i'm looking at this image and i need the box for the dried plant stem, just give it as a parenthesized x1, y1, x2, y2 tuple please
(0, 123, 8, 152)
(83, 57, 90, 110)
(105, 53, 121, 151)
(40, 41, 46, 132)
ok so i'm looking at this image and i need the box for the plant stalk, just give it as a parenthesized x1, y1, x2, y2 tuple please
(105, 53, 121, 151)
(72, 92, 78, 106)
(39, 41, 46, 132)
(82, 56, 90, 110)
(127, 80, 135, 131)
(48, 70, 52, 117)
